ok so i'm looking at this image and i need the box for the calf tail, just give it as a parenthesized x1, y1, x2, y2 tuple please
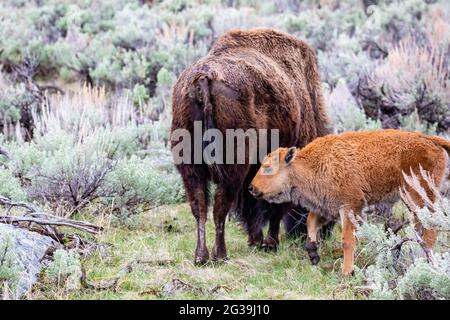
(426, 135, 450, 155)
(426, 136, 450, 187)
(426, 136, 450, 155)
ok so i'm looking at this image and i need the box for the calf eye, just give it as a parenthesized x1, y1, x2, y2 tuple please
(263, 167, 273, 174)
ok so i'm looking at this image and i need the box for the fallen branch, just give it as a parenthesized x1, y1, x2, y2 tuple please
(0, 214, 102, 234)
(0, 196, 102, 235)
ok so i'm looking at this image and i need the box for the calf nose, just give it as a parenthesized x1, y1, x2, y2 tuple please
(248, 185, 262, 198)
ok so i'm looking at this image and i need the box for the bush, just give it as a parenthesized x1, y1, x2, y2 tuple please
(27, 141, 114, 215)
(325, 80, 382, 133)
(0, 83, 182, 216)
(0, 168, 26, 200)
(398, 257, 450, 300)
(0, 82, 39, 140)
(45, 249, 81, 290)
(359, 38, 450, 132)
(0, 229, 24, 298)
(357, 168, 450, 300)
(105, 152, 185, 213)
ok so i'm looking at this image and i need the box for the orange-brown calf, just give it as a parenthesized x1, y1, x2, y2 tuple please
(249, 130, 450, 275)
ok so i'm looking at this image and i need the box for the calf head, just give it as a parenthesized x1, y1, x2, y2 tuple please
(249, 147, 298, 203)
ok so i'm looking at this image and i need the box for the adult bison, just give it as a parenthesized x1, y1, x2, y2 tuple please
(170, 28, 331, 264)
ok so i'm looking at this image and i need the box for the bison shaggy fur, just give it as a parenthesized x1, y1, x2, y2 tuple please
(170, 28, 331, 264)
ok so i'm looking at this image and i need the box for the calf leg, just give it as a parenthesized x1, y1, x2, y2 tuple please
(306, 211, 322, 265)
(340, 208, 358, 276)
(405, 185, 438, 249)
(212, 186, 233, 261)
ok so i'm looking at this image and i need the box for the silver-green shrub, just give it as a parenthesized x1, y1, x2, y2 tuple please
(357, 168, 450, 300)
(0, 167, 26, 201)
(45, 249, 81, 290)
(0, 229, 24, 298)
(325, 80, 382, 133)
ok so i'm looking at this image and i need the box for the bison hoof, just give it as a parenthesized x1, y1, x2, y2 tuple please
(260, 240, 278, 252)
(212, 247, 228, 262)
(194, 249, 209, 265)
(248, 233, 263, 248)
(248, 240, 263, 248)
(194, 256, 209, 265)
(211, 254, 228, 263)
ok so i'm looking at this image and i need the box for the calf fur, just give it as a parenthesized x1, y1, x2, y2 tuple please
(250, 130, 450, 275)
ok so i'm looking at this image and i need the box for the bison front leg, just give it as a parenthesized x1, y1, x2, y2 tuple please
(185, 182, 209, 265)
(212, 186, 233, 261)
(306, 211, 322, 265)
(262, 204, 291, 251)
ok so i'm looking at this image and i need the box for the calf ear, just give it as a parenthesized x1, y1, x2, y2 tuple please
(285, 147, 297, 164)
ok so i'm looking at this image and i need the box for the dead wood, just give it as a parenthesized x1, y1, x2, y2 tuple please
(81, 259, 175, 291)
(0, 196, 102, 236)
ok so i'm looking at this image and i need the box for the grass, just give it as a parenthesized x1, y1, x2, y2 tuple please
(29, 203, 367, 300)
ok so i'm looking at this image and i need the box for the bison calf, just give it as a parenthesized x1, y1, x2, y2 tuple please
(249, 130, 450, 275)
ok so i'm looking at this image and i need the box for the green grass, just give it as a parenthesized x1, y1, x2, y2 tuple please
(30, 204, 367, 300)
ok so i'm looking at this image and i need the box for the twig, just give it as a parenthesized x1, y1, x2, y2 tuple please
(0, 147, 9, 160)
(81, 259, 175, 291)
(412, 229, 433, 264)
(385, 219, 410, 234)
(364, 39, 389, 58)
(0, 195, 37, 213)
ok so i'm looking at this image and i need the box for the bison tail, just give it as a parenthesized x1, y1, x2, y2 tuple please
(194, 75, 231, 183)
(197, 76, 215, 132)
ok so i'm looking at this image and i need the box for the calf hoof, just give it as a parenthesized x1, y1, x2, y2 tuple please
(342, 269, 355, 277)
(305, 240, 320, 265)
(309, 254, 320, 265)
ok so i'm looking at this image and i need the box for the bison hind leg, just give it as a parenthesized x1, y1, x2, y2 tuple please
(211, 185, 234, 262)
(178, 165, 211, 265)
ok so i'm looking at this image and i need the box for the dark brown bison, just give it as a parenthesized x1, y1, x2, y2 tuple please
(170, 28, 331, 264)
